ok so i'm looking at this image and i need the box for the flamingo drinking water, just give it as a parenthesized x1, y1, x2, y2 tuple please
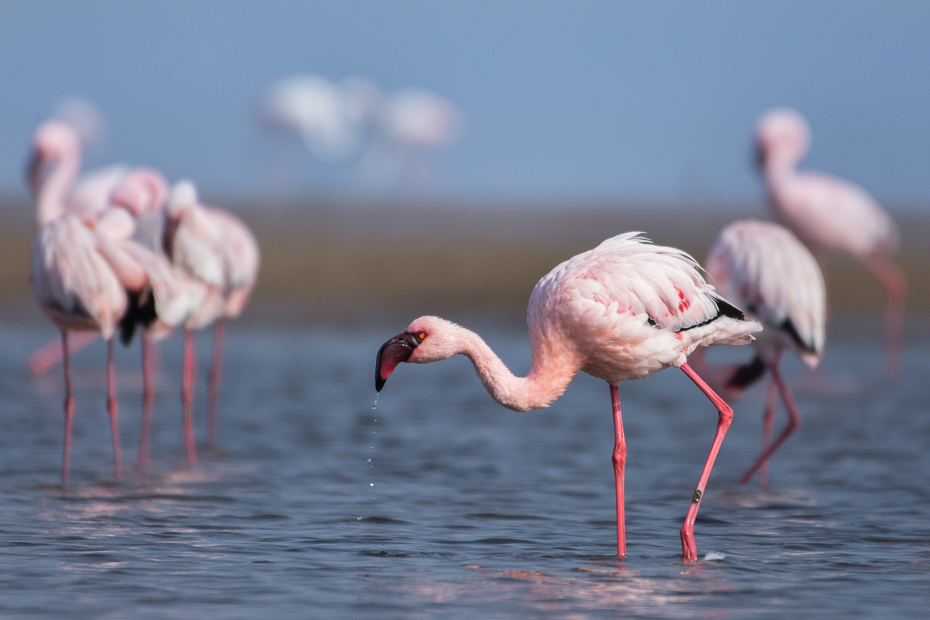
(375, 232, 761, 561)
(693, 219, 826, 487)
(756, 108, 906, 377)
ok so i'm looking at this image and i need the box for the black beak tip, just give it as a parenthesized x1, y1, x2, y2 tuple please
(375, 375, 386, 393)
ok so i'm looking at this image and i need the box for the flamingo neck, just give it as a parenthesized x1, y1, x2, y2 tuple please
(455, 327, 578, 412)
(36, 153, 79, 226)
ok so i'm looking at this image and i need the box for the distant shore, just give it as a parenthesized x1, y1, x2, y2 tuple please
(3, 197, 929, 324)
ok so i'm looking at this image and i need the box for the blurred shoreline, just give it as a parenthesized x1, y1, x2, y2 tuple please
(3, 196, 929, 328)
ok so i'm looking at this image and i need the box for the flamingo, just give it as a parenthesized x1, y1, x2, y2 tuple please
(163, 180, 259, 454)
(28, 152, 141, 482)
(756, 108, 906, 377)
(692, 219, 826, 487)
(375, 232, 761, 561)
(25, 120, 136, 376)
(108, 170, 224, 467)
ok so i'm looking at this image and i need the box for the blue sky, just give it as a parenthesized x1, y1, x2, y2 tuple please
(1, 1, 929, 207)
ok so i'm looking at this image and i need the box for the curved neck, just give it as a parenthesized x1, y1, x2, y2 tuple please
(456, 327, 579, 412)
(36, 152, 79, 226)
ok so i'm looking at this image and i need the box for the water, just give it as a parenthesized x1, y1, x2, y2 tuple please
(0, 317, 929, 618)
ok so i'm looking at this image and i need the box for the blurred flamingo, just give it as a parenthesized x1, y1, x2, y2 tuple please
(28, 147, 140, 481)
(375, 232, 761, 561)
(756, 108, 906, 377)
(163, 180, 259, 452)
(691, 219, 826, 487)
(109, 170, 224, 467)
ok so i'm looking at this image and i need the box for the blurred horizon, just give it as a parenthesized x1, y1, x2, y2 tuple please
(2, 1, 929, 209)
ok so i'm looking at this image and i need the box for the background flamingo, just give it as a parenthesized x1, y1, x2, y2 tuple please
(29, 163, 131, 481)
(756, 108, 906, 377)
(693, 219, 826, 488)
(163, 180, 259, 455)
(375, 232, 761, 561)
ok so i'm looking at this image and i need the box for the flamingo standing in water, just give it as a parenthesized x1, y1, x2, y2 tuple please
(28, 123, 144, 481)
(692, 220, 826, 487)
(163, 180, 259, 454)
(756, 108, 906, 377)
(25, 120, 145, 376)
(108, 170, 224, 467)
(375, 232, 761, 561)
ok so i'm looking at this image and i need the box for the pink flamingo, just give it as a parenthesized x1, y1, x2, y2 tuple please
(25, 120, 132, 376)
(28, 151, 144, 482)
(756, 108, 906, 377)
(375, 232, 761, 561)
(163, 180, 259, 454)
(692, 219, 826, 488)
(108, 170, 224, 467)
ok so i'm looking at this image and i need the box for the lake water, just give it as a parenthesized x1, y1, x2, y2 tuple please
(0, 316, 928, 618)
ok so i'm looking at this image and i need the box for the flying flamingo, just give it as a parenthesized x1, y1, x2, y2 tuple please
(163, 180, 259, 454)
(756, 108, 906, 377)
(375, 232, 761, 561)
(691, 219, 826, 488)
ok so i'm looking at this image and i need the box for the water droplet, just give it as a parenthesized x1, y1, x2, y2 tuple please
(367, 458, 371, 462)
(357, 516, 362, 520)
(370, 482, 374, 486)
(372, 394, 380, 410)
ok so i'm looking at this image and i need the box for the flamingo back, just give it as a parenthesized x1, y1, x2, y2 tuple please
(706, 219, 826, 366)
(529, 232, 759, 383)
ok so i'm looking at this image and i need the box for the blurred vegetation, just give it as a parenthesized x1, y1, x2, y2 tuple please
(2, 197, 929, 325)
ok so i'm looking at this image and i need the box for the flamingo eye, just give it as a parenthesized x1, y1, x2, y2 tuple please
(417, 332, 426, 341)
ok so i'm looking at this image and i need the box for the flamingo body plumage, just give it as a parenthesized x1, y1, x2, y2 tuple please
(699, 219, 826, 486)
(377, 232, 761, 560)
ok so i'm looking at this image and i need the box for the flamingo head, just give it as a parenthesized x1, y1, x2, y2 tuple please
(166, 178, 199, 219)
(375, 316, 463, 392)
(26, 120, 80, 195)
(755, 108, 810, 171)
(111, 168, 169, 216)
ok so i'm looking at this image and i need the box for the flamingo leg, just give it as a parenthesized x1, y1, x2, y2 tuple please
(29, 331, 100, 377)
(610, 384, 627, 558)
(757, 378, 779, 488)
(206, 318, 226, 446)
(139, 334, 154, 469)
(862, 254, 907, 380)
(679, 362, 734, 562)
(106, 338, 123, 480)
(738, 359, 801, 486)
(61, 330, 74, 484)
(181, 328, 197, 467)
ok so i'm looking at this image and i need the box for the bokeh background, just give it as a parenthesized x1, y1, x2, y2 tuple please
(2, 1, 929, 324)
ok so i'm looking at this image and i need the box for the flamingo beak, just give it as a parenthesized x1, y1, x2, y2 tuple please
(26, 151, 43, 196)
(375, 332, 420, 392)
(753, 142, 766, 173)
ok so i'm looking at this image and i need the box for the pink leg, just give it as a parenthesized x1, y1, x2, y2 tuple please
(29, 331, 99, 377)
(139, 334, 155, 468)
(610, 384, 627, 557)
(862, 254, 907, 380)
(61, 331, 74, 484)
(207, 318, 226, 446)
(181, 328, 197, 467)
(679, 363, 734, 562)
(738, 360, 801, 486)
(106, 338, 123, 480)
(757, 378, 779, 488)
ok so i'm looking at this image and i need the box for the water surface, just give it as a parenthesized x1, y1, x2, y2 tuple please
(0, 319, 928, 618)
